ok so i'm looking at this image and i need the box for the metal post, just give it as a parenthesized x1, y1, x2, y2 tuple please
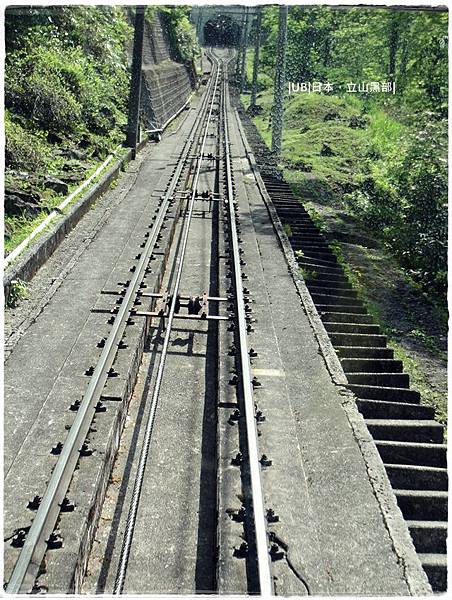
(271, 5, 288, 155)
(240, 7, 249, 92)
(235, 6, 246, 83)
(126, 6, 145, 158)
(250, 7, 262, 108)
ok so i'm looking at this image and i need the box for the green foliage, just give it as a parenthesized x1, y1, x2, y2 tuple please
(159, 7, 200, 62)
(7, 279, 29, 308)
(389, 120, 447, 294)
(5, 8, 130, 142)
(259, 6, 448, 117)
(249, 5, 447, 302)
(283, 223, 292, 238)
(4, 5, 133, 256)
(5, 110, 52, 172)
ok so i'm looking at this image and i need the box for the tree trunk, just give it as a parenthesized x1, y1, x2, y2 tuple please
(388, 14, 400, 80)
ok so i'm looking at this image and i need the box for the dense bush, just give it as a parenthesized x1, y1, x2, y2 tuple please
(160, 6, 200, 62)
(252, 5, 447, 302)
(4, 111, 52, 173)
(5, 6, 132, 173)
(344, 117, 447, 296)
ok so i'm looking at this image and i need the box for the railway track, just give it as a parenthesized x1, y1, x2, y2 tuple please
(4, 48, 440, 596)
(5, 49, 273, 595)
(237, 104, 448, 593)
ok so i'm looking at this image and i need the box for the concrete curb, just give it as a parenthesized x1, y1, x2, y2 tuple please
(235, 108, 432, 596)
(3, 137, 147, 302)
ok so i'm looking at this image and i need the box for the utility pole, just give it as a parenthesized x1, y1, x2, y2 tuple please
(240, 7, 249, 92)
(271, 5, 288, 156)
(126, 6, 145, 158)
(250, 6, 262, 109)
(235, 6, 246, 85)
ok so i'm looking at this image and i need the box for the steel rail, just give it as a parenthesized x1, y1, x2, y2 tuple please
(113, 59, 221, 594)
(220, 52, 273, 595)
(5, 58, 218, 595)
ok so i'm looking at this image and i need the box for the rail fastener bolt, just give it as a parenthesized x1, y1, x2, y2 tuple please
(80, 443, 94, 457)
(51, 442, 63, 455)
(27, 495, 42, 511)
(256, 410, 266, 422)
(260, 454, 272, 467)
(233, 541, 249, 559)
(270, 543, 284, 561)
(60, 497, 76, 513)
(231, 452, 243, 466)
(252, 377, 261, 388)
(266, 508, 279, 523)
(47, 532, 63, 550)
(11, 528, 28, 548)
(70, 399, 81, 412)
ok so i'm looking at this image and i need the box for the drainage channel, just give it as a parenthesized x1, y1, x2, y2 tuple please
(237, 107, 447, 593)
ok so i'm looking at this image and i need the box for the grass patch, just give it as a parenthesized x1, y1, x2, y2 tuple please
(7, 279, 29, 307)
(388, 340, 447, 428)
(4, 149, 125, 258)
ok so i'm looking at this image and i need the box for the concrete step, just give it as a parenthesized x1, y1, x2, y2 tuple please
(385, 464, 448, 491)
(347, 372, 410, 388)
(298, 260, 344, 275)
(283, 215, 314, 222)
(314, 273, 350, 285)
(317, 304, 368, 315)
(356, 399, 435, 420)
(330, 332, 386, 347)
(311, 278, 354, 290)
(342, 358, 402, 373)
(321, 312, 374, 324)
(347, 384, 420, 403)
(335, 346, 394, 359)
(309, 285, 358, 299)
(294, 234, 328, 244)
(375, 440, 447, 467)
(296, 254, 338, 268)
(394, 489, 448, 521)
(365, 419, 443, 443)
(295, 242, 331, 252)
(408, 521, 447, 554)
(288, 227, 321, 234)
(418, 553, 447, 591)
(275, 206, 305, 214)
(311, 293, 365, 307)
(326, 322, 381, 335)
(272, 198, 300, 204)
(298, 250, 338, 264)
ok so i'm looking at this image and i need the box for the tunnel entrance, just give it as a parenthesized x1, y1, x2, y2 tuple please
(203, 15, 241, 47)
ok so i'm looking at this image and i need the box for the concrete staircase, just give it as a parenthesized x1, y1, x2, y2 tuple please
(259, 174, 447, 592)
